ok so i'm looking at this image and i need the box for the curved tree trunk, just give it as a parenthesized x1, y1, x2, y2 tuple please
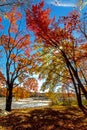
(68, 66, 83, 108)
(77, 87, 83, 108)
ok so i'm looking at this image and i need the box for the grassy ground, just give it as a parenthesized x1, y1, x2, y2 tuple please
(0, 106, 87, 130)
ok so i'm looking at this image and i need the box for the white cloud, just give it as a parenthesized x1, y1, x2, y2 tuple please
(50, 1, 77, 7)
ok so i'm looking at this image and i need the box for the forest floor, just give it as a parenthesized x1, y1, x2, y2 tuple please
(0, 106, 87, 130)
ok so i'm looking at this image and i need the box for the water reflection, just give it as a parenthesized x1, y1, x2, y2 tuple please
(0, 97, 51, 109)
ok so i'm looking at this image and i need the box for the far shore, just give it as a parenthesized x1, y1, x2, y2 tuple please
(0, 97, 52, 109)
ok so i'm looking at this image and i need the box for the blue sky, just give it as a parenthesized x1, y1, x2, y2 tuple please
(35, 0, 78, 18)
(0, 0, 86, 71)
(32, 0, 87, 90)
(0, 0, 87, 89)
(39, 0, 87, 17)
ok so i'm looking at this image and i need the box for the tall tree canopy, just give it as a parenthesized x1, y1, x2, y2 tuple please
(0, 8, 34, 111)
(26, 1, 87, 108)
(0, 0, 87, 112)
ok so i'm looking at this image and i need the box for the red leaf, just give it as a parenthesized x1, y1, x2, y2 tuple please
(0, 17, 2, 22)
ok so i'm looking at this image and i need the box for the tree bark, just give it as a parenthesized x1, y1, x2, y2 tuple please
(73, 70, 87, 99)
(68, 66, 83, 107)
(5, 84, 13, 111)
(77, 87, 83, 108)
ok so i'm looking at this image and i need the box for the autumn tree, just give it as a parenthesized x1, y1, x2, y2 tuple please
(13, 87, 30, 101)
(26, 1, 87, 108)
(23, 77, 38, 92)
(77, 0, 87, 10)
(0, 71, 6, 97)
(0, 8, 34, 111)
(0, 71, 6, 85)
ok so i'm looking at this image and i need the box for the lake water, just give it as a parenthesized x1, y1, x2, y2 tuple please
(0, 97, 51, 109)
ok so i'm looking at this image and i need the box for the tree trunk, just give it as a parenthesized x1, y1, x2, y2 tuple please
(67, 65, 83, 107)
(77, 87, 83, 108)
(72, 69, 87, 99)
(62, 50, 87, 99)
(5, 85, 13, 111)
